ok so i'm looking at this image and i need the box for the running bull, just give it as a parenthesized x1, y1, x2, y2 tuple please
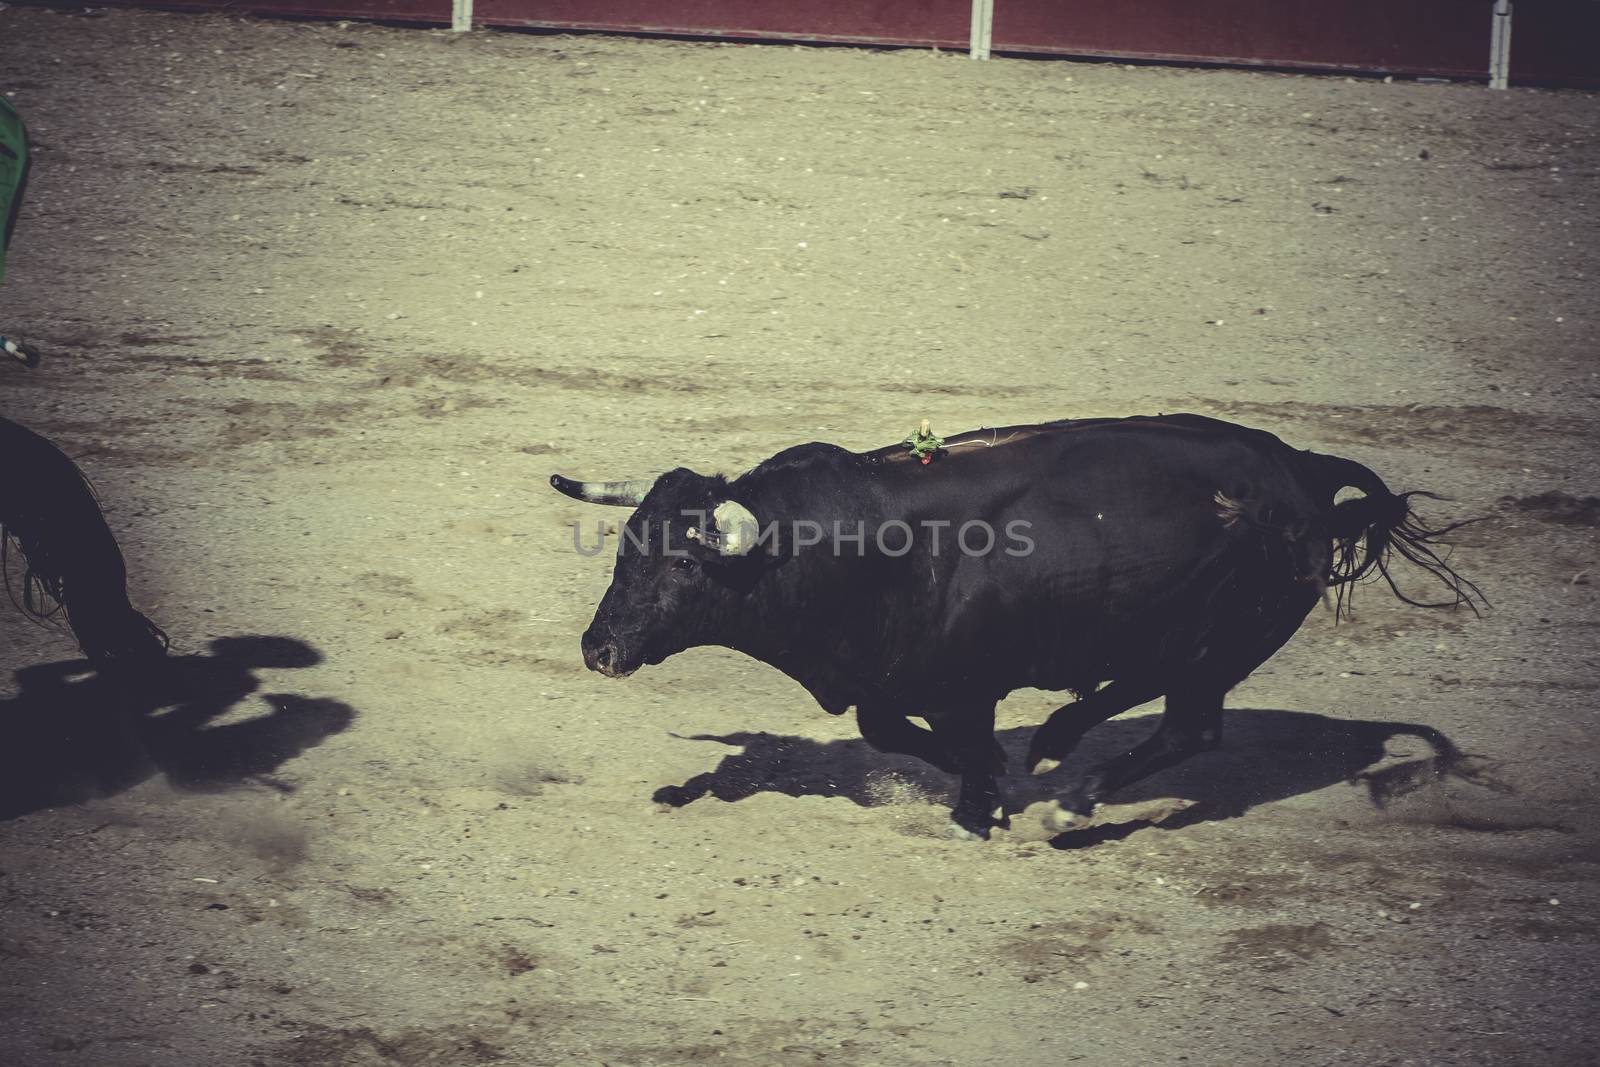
(551, 414, 1480, 839)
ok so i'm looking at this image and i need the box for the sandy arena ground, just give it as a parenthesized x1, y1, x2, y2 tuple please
(1, 7, 1598, 1065)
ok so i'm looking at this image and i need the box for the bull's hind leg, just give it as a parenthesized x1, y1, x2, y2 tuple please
(1056, 687, 1225, 819)
(1026, 680, 1165, 776)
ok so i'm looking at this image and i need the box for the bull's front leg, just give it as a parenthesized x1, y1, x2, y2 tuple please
(856, 703, 1006, 840)
(855, 703, 959, 774)
(925, 703, 1007, 841)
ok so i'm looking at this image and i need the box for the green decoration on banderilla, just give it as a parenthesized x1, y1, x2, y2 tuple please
(902, 418, 944, 465)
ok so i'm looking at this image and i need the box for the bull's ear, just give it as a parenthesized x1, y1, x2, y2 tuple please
(711, 499, 761, 556)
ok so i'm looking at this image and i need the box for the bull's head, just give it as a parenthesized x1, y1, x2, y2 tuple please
(552, 468, 765, 678)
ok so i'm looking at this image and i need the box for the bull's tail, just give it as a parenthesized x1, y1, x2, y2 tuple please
(1314, 452, 1486, 619)
(0, 416, 168, 665)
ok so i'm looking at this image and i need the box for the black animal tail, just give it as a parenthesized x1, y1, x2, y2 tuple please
(0, 416, 168, 665)
(1314, 452, 1486, 619)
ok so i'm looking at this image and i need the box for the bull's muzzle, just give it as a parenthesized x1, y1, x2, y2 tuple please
(581, 627, 633, 678)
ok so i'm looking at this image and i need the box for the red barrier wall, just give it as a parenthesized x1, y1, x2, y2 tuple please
(471, 0, 971, 49)
(992, 1, 1489, 78)
(74, 1, 1600, 87)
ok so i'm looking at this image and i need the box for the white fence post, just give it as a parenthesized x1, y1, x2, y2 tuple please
(452, 0, 472, 33)
(1489, 0, 1513, 90)
(969, 0, 993, 60)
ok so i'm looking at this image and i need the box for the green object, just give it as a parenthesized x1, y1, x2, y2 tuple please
(902, 418, 944, 463)
(0, 96, 30, 284)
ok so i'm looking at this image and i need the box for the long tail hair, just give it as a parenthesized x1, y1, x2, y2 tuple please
(0, 415, 167, 664)
(1316, 452, 1486, 619)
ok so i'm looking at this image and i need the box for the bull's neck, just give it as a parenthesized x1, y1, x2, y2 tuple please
(718, 545, 892, 710)
(711, 458, 904, 702)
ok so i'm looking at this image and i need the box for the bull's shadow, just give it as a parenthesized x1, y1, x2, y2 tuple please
(655, 708, 1499, 842)
(0, 635, 356, 820)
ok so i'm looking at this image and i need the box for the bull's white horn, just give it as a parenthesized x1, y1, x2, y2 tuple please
(549, 474, 653, 507)
(712, 500, 760, 556)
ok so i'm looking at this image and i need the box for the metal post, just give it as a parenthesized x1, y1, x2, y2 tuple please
(1488, 0, 1513, 90)
(452, 0, 472, 33)
(969, 0, 993, 60)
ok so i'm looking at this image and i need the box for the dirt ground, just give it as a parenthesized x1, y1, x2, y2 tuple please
(1, 7, 1597, 1065)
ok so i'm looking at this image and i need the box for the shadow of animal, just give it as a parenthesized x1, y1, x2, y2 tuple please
(654, 708, 1508, 842)
(0, 635, 355, 819)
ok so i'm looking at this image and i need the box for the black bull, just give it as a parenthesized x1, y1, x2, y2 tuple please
(553, 414, 1480, 838)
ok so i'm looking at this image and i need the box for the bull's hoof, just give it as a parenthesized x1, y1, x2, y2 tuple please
(948, 803, 1005, 840)
(1043, 798, 1102, 833)
(1042, 802, 1082, 833)
(1057, 789, 1100, 818)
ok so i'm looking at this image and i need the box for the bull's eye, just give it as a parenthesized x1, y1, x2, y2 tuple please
(671, 556, 699, 575)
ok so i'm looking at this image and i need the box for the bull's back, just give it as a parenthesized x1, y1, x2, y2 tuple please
(874, 415, 1323, 557)
(871, 417, 1328, 696)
